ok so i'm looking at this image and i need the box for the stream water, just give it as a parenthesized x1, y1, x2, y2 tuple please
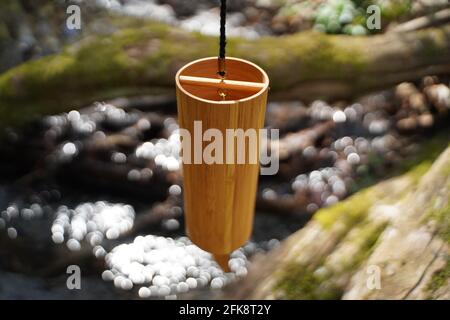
(1, 75, 449, 299)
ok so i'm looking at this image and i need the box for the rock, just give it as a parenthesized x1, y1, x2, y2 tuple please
(222, 136, 450, 299)
(425, 84, 450, 113)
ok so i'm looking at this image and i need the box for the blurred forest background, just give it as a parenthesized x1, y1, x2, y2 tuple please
(0, 0, 449, 299)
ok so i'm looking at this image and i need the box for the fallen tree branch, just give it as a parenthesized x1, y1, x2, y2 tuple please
(1, 22, 449, 128)
(389, 8, 450, 33)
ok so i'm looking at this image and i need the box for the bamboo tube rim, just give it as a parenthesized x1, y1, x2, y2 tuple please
(179, 75, 265, 93)
(175, 57, 269, 104)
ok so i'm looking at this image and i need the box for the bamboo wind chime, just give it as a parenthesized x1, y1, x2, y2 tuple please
(175, 0, 269, 270)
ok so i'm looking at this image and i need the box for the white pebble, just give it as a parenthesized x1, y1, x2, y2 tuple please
(62, 142, 77, 156)
(347, 152, 361, 165)
(67, 239, 81, 251)
(196, 276, 208, 287)
(130, 272, 146, 284)
(168, 185, 182, 196)
(102, 270, 114, 281)
(111, 152, 127, 164)
(333, 110, 347, 123)
(138, 287, 151, 298)
(103, 234, 254, 298)
(187, 266, 200, 278)
(158, 285, 171, 297)
(236, 267, 248, 278)
(52, 232, 64, 244)
(165, 157, 180, 171)
(106, 228, 120, 240)
(210, 278, 224, 289)
(142, 266, 154, 282)
(186, 277, 197, 289)
(94, 245, 106, 258)
(177, 282, 189, 293)
(149, 285, 158, 297)
(7, 227, 17, 239)
(121, 278, 133, 290)
(68, 110, 81, 122)
(152, 275, 169, 286)
(163, 219, 180, 231)
(114, 276, 125, 289)
(127, 169, 141, 181)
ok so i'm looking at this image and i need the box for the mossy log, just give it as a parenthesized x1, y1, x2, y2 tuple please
(222, 134, 450, 299)
(0, 22, 450, 128)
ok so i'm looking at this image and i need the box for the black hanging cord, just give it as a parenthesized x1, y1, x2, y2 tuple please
(219, 0, 227, 60)
(218, 0, 227, 78)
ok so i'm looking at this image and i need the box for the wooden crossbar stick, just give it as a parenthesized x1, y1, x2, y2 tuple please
(179, 75, 265, 93)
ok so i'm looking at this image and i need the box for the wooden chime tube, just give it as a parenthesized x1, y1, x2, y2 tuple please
(175, 57, 269, 270)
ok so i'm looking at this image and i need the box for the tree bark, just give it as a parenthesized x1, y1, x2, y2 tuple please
(222, 135, 450, 299)
(389, 8, 450, 33)
(1, 22, 449, 128)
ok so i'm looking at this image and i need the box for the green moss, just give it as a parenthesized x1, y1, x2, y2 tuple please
(0, 21, 172, 97)
(0, 18, 447, 132)
(0, 23, 368, 130)
(232, 31, 367, 92)
(276, 142, 449, 299)
(0, 22, 180, 128)
(274, 220, 386, 299)
(314, 187, 377, 229)
(348, 221, 387, 267)
(378, 0, 412, 21)
(427, 259, 450, 294)
(425, 201, 450, 244)
(274, 262, 344, 300)
(276, 135, 449, 299)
